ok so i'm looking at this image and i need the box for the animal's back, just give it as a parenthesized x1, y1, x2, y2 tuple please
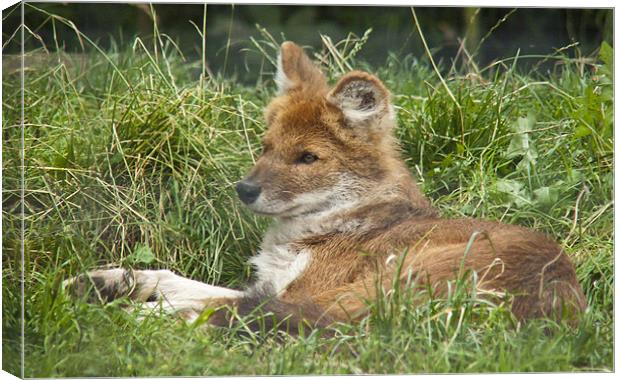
(282, 212, 586, 324)
(399, 217, 587, 321)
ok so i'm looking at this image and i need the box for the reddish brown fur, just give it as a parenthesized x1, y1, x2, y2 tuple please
(73, 42, 586, 333)
(287, 217, 585, 322)
(237, 42, 586, 327)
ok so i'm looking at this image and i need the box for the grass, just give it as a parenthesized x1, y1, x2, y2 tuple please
(2, 7, 614, 376)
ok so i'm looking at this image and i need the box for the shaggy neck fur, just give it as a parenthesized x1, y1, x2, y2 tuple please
(250, 141, 436, 296)
(264, 165, 435, 247)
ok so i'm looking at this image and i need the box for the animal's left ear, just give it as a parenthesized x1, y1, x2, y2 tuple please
(327, 71, 392, 126)
(275, 41, 327, 95)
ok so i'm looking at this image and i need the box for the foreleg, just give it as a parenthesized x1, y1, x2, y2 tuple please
(65, 268, 243, 320)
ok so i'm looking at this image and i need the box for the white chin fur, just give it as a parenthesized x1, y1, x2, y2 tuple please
(245, 194, 298, 217)
(246, 178, 361, 219)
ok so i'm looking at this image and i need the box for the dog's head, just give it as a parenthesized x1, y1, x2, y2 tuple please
(236, 42, 401, 218)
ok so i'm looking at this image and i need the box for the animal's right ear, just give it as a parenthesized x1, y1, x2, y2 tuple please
(327, 71, 392, 127)
(275, 41, 327, 95)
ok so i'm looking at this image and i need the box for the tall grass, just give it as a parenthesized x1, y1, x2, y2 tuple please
(2, 5, 613, 376)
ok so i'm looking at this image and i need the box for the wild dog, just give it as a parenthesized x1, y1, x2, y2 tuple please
(67, 41, 587, 333)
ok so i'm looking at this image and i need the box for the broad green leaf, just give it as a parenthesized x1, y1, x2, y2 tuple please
(130, 244, 155, 264)
(493, 179, 531, 207)
(505, 115, 538, 166)
(599, 41, 613, 75)
(574, 124, 592, 139)
(533, 186, 559, 208)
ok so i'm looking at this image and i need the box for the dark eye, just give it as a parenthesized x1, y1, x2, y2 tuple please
(298, 152, 318, 164)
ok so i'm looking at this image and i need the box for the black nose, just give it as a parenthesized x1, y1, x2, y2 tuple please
(235, 181, 262, 204)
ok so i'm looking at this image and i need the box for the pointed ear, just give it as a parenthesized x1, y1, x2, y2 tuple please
(327, 71, 393, 126)
(275, 41, 327, 95)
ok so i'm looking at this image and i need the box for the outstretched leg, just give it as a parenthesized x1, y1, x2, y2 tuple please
(66, 269, 334, 333)
(65, 268, 244, 320)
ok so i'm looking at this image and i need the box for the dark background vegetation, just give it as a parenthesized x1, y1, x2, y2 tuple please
(2, 3, 613, 82)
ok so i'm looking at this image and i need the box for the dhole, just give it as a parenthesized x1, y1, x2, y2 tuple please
(68, 42, 587, 333)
